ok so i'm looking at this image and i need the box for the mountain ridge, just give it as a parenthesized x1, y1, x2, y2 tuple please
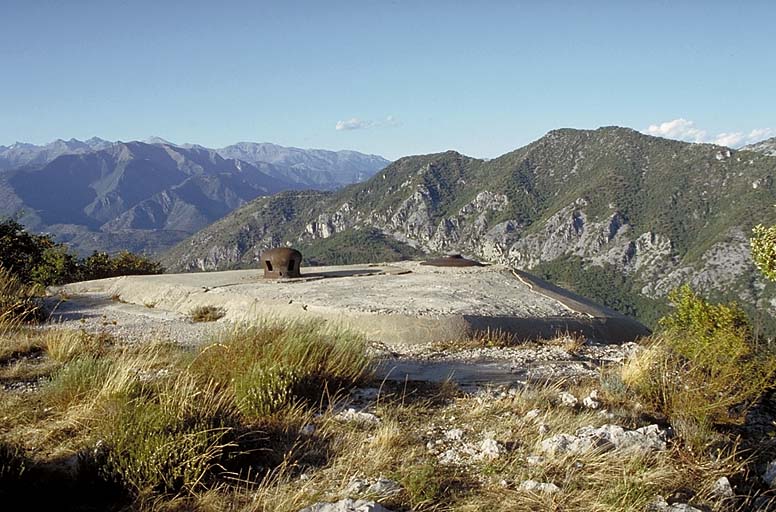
(0, 138, 389, 255)
(162, 126, 776, 328)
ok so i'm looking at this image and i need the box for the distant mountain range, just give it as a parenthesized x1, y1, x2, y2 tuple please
(162, 127, 776, 329)
(0, 138, 389, 255)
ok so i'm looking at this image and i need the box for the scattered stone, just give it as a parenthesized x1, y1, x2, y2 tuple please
(445, 428, 464, 441)
(438, 448, 461, 465)
(540, 424, 668, 455)
(519, 480, 560, 494)
(345, 478, 370, 495)
(583, 390, 600, 409)
(558, 391, 578, 407)
(646, 496, 702, 512)
(526, 455, 545, 465)
(477, 438, 504, 460)
(298, 499, 394, 512)
(334, 408, 380, 425)
(369, 477, 402, 496)
(301, 424, 316, 436)
(538, 423, 550, 435)
(524, 408, 542, 420)
(711, 476, 733, 498)
(763, 460, 776, 488)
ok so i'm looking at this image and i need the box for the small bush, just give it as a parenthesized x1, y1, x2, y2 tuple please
(44, 329, 111, 363)
(96, 374, 237, 496)
(234, 363, 301, 417)
(752, 222, 776, 282)
(622, 285, 776, 448)
(190, 306, 226, 323)
(81, 250, 163, 281)
(0, 267, 42, 323)
(44, 356, 114, 408)
(190, 321, 373, 415)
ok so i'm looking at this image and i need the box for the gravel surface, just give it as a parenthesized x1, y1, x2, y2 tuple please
(40, 293, 639, 385)
(44, 294, 226, 346)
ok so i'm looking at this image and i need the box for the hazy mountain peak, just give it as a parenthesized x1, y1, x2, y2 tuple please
(742, 136, 776, 156)
(144, 136, 176, 146)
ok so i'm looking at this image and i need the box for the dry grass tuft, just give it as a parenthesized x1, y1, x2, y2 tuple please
(190, 305, 226, 323)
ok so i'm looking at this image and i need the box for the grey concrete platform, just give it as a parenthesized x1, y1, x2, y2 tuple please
(56, 261, 650, 344)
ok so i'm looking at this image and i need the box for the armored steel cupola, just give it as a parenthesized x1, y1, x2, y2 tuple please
(261, 247, 303, 278)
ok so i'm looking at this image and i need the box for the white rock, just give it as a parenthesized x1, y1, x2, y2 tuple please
(583, 390, 601, 409)
(477, 438, 504, 460)
(646, 497, 702, 512)
(711, 476, 733, 498)
(558, 391, 578, 407)
(335, 408, 381, 425)
(367, 477, 402, 496)
(526, 455, 545, 465)
(540, 424, 667, 455)
(763, 460, 776, 488)
(524, 408, 542, 420)
(538, 423, 550, 435)
(438, 448, 460, 465)
(519, 480, 560, 494)
(301, 424, 316, 436)
(345, 478, 370, 495)
(445, 428, 464, 441)
(298, 499, 394, 512)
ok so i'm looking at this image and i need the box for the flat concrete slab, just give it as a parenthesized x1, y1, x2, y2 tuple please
(56, 261, 649, 344)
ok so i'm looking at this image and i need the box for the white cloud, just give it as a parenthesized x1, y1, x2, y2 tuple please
(643, 118, 773, 147)
(645, 118, 706, 142)
(336, 118, 372, 131)
(335, 115, 398, 131)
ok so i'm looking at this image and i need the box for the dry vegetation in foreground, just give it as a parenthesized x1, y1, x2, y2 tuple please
(1, 270, 776, 511)
(190, 305, 227, 323)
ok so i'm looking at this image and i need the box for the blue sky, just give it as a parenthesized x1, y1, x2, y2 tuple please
(1, 0, 774, 159)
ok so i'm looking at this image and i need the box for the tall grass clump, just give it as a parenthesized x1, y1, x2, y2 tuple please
(43, 356, 115, 408)
(96, 374, 238, 496)
(621, 285, 776, 448)
(190, 321, 373, 419)
(0, 266, 41, 324)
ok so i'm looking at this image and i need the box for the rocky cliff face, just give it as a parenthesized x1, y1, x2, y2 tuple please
(163, 127, 776, 324)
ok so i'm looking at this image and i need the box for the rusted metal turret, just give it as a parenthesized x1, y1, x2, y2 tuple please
(420, 254, 484, 267)
(261, 247, 303, 278)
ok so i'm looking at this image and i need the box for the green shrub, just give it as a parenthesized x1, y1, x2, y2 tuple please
(0, 218, 53, 281)
(234, 363, 301, 417)
(29, 245, 79, 286)
(96, 375, 237, 496)
(0, 218, 164, 286)
(81, 250, 163, 281)
(622, 285, 776, 448)
(190, 321, 373, 416)
(752, 222, 776, 282)
(44, 356, 114, 408)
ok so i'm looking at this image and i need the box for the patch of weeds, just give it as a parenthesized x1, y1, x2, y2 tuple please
(234, 363, 300, 418)
(0, 439, 27, 483)
(44, 328, 112, 363)
(43, 356, 114, 408)
(190, 321, 373, 409)
(622, 285, 776, 450)
(433, 329, 521, 352)
(190, 305, 226, 323)
(95, 373, 240, 497)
